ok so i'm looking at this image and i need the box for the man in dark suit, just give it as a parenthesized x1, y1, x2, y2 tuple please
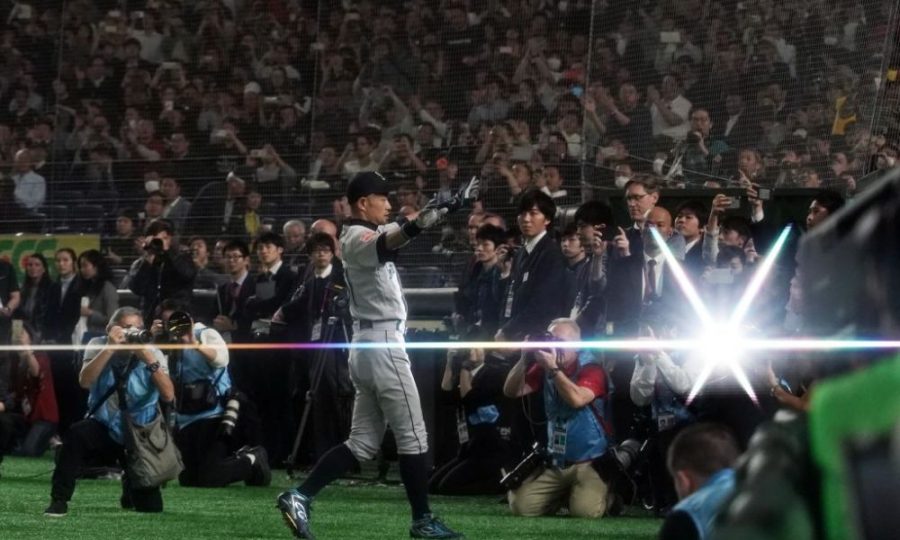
(187, 172, 246, 238)
(715, 93, 760, 156)
(245, 231, 297, 465)
(212, 239, 256, 344)
(674, 200, 711, 277)
(495, 190, 568, 342)
(275, 233, 353, 463)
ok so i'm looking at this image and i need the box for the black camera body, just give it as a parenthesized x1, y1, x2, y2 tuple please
(124, 328, 152, 344)
(143, 237, 166, 256)
(160, 310, 193, 343)
(525, 331, 560, 363)
(500, 442, 550, 490)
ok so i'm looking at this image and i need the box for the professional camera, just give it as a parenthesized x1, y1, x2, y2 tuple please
(525, 331, 560, 362)
(160, 310, 193, 343)
(220, 391, 241, 437)
(500, 442, 550, 490)
(143, 237, 166, 256)
(323, 282, 350, 319)
(124, 328, 152, 344)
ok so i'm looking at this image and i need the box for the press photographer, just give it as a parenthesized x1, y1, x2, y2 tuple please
(274, 232, 353, 463)
(45, 307, 174, 517)
(127, 219, 196, 324)
(502, 319, 615, 519)
(430, 344, 510, 495)
(152, 301, 270, 487)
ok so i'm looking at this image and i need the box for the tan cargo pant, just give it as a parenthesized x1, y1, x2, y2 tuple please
(508, 462, 609, 518)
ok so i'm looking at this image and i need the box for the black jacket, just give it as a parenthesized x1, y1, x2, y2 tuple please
(128, 250, 197, 322)
(500, 233, 569, 340)
(215, 274, 257, 343)
(279, 259, 350, 342)
(42, 277, 82, 344)
(246, 262, 296, 321)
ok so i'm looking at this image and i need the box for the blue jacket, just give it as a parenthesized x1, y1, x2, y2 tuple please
(673, 468, 736, 540)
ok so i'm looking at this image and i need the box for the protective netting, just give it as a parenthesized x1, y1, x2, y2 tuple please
(0, 0, 898, 285)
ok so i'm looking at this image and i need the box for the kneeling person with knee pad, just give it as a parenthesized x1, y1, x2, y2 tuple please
(153, 300, 270, 487)
(45, 307, 174, 517)
(503, 318, 614, 518)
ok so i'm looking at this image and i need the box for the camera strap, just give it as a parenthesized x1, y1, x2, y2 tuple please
(88, 355, 139, 418)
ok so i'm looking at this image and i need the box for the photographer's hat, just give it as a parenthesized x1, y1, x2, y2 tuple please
(347, 171, 390, 204)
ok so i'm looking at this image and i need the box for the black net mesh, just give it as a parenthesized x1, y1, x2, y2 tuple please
(0, 0, 898, 285)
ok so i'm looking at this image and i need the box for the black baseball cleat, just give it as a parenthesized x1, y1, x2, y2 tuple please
(276, 489, 314, 539)
(409, 514, 464, 539)
(44, 500, 68, 517)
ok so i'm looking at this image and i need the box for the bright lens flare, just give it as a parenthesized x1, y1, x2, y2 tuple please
(651, 226, 795, 405)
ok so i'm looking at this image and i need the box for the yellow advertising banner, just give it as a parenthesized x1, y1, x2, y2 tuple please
(0, 234, 100, 283)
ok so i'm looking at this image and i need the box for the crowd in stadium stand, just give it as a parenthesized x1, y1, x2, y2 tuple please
(1, 0, 899, 533)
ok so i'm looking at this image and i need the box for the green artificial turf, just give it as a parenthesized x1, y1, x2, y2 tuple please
(0, 456, 661, 539)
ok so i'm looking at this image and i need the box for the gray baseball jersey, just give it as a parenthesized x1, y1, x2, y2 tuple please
(340, 220, 408, 322)
(338, 219, 428, 459)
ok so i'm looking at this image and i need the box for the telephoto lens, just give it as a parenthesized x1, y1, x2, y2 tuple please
(220, 396, 241, 437)
(124, 328, 153, 344)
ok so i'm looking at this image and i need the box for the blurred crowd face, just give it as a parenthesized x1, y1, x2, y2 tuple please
(675, 209, 702, 241)
(25, 256, 46, 282)
(474, 238, 498, 265)
(560, 233, 584, 261)
(224, 248, 249, 276)
(55, 250, 75, 277)
(625, 183, 658, 222)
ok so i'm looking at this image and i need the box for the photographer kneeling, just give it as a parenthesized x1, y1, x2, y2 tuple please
(502, 318, 614, 518)
(153, 301, 270, 488)
(45, 307, 174, 517)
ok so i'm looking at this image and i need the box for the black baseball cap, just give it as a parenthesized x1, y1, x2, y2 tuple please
(347, 171, 390, 204)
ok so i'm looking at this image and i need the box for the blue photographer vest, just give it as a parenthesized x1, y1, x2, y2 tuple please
(544, 352, 611, 467)
(86, 338, 164, 445)
(652, 353, 695, 427)
(174, 326, 231, 428)
(673, 468, 736, 540)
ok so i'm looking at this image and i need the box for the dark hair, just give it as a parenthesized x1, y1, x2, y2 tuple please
(675, 200, 709, 227)
(562, 223, 581, 238)
(188, 236, 208, 248)
(721, 216, 752, 242)
(667, 423, 739, 478)
(55, 247, 77, 263)
(475, 223, 506, 247)
(78, 249, 114, 296)
(223, 239, 250, 258)
(24, 253, 51, 288)
(516, 189, 556, 224)
(573, 200, 613, 228)
(305, 232, 336, 255)
(146, 190, 165, 201)
(157, 298, 191, 318)
(255, 231, 284, 249)
(812, 189, 845, 215)
(145, 219, 175, 237)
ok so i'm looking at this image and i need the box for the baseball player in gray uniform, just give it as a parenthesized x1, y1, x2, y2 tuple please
(278, 171, 478, 539)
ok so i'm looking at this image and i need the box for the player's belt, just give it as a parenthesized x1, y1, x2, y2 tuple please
(357, 319, 404, 330)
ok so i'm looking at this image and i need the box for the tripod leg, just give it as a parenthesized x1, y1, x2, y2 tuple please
(284, 319, 340, 476)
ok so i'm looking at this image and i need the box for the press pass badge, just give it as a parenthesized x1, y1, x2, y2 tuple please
(310, 318, 323, 341)
(456, 410, 470, 445)
(550, 424, 567, 456)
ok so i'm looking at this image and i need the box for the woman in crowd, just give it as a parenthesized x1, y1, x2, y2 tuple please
(77, 249, 119, 340)
(13, 253, 53, 340)
(0, 321, 59, 461)
(43, 248, 84, 434)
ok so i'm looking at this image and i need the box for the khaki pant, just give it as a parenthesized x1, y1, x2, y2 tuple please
(508, 462, 609, 518)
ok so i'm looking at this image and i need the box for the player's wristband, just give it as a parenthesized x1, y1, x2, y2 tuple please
(401, 220, 423, 239)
